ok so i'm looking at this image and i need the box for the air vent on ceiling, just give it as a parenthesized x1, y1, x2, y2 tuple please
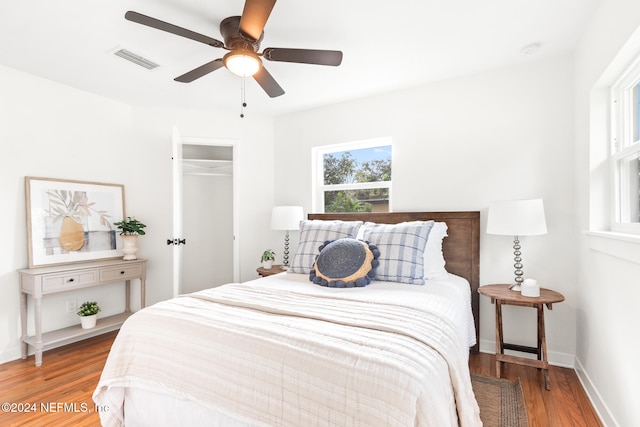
(114, 49, 159, 70)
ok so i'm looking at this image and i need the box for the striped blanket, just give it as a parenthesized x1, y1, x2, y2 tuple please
(93, 274, 481, 426)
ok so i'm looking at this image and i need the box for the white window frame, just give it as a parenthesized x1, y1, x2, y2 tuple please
(611, 57, 640, 234)
(311, 137, 392, 213)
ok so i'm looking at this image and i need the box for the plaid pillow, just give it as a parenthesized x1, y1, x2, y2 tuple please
(288, 220, 363, 274)
(362, 220, 434, 285)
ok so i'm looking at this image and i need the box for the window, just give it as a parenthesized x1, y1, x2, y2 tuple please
(611, 60, 640, 233)
(312, 138, 392, 213)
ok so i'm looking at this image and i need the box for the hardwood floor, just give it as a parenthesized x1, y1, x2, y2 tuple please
(469, 352, 602, 426)
(0, 332, 116, 427)
(0, 332, 602, 426)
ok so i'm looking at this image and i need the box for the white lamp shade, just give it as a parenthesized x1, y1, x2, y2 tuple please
(486, 199, 547, 236)
(271, 206, 304, 231)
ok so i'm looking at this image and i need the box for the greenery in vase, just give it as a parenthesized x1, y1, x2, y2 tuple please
(114, 216, 147, 235)
(260, 249, 275, 262)
(77, 301, 100, 317)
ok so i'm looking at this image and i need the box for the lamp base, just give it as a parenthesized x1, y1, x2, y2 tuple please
(511, 236, 523, 293)
(279, 265, 288, 271)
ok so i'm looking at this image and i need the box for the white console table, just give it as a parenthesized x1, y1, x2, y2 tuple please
(19, 258, 147, 366)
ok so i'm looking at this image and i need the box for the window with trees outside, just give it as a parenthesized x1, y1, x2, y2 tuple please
(313, 138, 392, 213)
(611, 59, 640, 233)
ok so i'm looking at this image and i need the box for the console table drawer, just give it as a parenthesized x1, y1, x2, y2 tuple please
(42, 270, 98, 293)
(100, 264, 143, 282)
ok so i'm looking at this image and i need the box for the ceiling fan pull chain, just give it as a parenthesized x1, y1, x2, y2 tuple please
(240, 75, 247, 118)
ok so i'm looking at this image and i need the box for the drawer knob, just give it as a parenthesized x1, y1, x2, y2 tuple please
(120, 271, 125, 275)
(68, 278, 74, 282)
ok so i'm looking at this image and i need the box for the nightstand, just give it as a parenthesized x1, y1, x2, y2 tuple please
(478, 284, 564, 390)
(256, 265, 284, 277)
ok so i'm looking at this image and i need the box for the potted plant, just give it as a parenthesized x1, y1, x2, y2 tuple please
(260, 249, 275, 269)
(114, 216, 147, 260)
(77, 301, 100, 329)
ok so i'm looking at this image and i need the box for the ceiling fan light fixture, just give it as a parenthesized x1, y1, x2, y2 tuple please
(224, 51, 261, 77)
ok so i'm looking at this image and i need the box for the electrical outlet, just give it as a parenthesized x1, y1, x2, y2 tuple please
(65, 299, 77, 314)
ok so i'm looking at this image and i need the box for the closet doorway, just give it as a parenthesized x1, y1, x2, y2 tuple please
(172, 128, 239, 296)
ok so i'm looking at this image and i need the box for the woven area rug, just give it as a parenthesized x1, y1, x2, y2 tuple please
(471, 374, 529, 427)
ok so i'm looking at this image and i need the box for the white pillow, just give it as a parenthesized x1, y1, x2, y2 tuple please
(423, 222, 449, 280)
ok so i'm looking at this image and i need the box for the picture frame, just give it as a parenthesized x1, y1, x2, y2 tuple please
(25, 177, 125, 268)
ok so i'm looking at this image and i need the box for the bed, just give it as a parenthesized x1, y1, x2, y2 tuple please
(93, 211, 481, 426)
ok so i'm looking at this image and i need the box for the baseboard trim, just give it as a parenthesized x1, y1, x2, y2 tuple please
(574, 357, 618, 427)
(0, 347, 23, 365)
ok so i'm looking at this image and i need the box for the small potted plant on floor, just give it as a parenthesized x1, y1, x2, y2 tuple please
(114, 216, 147, 260)
(77, 301, 101, 329)
(260, 249, 275, 269)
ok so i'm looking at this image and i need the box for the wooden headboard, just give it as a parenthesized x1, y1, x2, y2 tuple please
(308, 211, 480, 353)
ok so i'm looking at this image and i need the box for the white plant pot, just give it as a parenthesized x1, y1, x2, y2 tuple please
(122, 235, 139, 261)
(80, 314, 97, 329)
(262, 260, 273, 269)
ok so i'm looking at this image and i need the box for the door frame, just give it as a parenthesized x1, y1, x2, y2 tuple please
(172, 129, 239, 296)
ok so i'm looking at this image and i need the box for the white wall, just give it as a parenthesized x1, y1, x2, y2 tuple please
(127, 106, 276, 304)
(574, 1, 640, 426)
(274, 55, 577, 365)
(0, 64, 277, 363)
(0, 64, 134, 362)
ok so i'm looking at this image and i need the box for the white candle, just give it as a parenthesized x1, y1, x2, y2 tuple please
(521, 278, 540, 297)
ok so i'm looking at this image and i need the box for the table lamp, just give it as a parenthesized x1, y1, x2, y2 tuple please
(271, 206, 304, 270)
(486, 199, 547, 291)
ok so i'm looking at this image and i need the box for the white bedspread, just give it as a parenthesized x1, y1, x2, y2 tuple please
(93, 273, 481, 426)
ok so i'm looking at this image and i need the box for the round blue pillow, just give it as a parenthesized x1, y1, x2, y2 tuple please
(309, 238, 379, 288)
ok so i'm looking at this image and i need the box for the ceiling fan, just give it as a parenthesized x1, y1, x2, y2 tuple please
(125, 0, 343, 98)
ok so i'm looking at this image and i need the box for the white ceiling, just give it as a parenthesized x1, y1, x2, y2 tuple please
(0, 0, 599, 117)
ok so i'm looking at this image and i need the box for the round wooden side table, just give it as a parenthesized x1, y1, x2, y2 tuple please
(478, 284, 565, 390)
(256, 265, 284, 277)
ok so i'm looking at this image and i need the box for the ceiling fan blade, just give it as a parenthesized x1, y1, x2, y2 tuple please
(125, 11, 224, 48)
(238, 0, 277, 40)
(262, 48, 343, 66)
(174, 59, 225, 83)
(253, 66, 285, 98)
